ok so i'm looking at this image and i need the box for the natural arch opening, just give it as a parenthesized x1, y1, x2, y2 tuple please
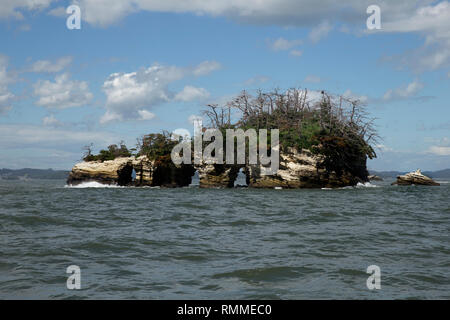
(152, 165, 172, 186)
(189, 170, 199, 187)
(117, 164, 133, 186)
(152, 164, 196, 187)
(234, 167, 248, 187)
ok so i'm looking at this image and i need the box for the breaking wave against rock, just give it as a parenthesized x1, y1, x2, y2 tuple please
(65, 181, 123, 188)
(321, 182, 379, 190)
(356, 182, 378, 188)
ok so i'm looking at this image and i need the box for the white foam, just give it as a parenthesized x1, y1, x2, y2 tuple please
(322, 182, 379, 190)
(356, 182, 378, 188)
(65, 181, 123, 188)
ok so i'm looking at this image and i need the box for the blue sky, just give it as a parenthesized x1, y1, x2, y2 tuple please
(0, 0, 449, 171)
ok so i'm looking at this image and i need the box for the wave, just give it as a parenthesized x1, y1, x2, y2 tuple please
(321, 182, 379, 190)
(356, 182, 379, 188)
(65, 181, 123, 188)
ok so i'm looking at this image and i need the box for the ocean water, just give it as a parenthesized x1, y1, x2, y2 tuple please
(0, 178, 449, 299)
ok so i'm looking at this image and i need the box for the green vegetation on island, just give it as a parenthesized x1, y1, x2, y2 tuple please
(202, 89, 378, 177)
(81, 88, 378, 180)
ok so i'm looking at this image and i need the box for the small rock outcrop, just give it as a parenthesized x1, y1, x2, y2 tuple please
(392, 169, 440, 186)
(67, 157, 139, 186)
(246, 148, 367, 188)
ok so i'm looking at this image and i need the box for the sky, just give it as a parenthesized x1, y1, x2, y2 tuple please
(0, 0, 449, 171)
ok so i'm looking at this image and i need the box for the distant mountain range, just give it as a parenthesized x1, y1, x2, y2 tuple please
(0, 167, 449, 180)
(369, 169, 450, 179)
(0, 168, 69, 180)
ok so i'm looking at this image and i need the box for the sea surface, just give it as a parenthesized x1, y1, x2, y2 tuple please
(0, 178, 449, 299)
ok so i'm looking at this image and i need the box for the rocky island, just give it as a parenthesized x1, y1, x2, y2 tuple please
(67, 89, 378, 189)
(392, 169, 440, 186)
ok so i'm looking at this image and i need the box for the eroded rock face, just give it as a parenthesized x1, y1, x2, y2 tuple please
(152, 164, 196, 188)
(67, 156, 195, 187)
(131, 156, 155, 186)
(67, 157, 138, 186)
(195, 164, 242, 188)
(246, 148, 367, 188)
(67, 147, 370, 189)
(392, 169, 440, 186)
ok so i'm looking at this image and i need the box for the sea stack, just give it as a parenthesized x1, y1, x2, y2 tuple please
(392, 169, 440, 186)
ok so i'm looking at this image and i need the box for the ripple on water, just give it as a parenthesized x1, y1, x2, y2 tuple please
(1, 179, 449, 299)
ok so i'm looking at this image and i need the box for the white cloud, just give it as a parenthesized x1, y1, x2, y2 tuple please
(29, 56, 72, 73)
(2, 1, 448, 76)
(0, 0, 53, 19)
(60, 1, 448, 75)
(0, 123, 116, 149)
(101, 64, 182, 123)
(0, 55, 15, 115)
(383, 80, 424, 101)
(383, 2, 450, 35)
(382, 1, 450, 73)
(76, 0, 137, 27)
(418, 137, 450, 156)
(423, 137, 450, 156)
(101, 61, 220, 123)
(42, 114, 62, 127)
(192, 61, 221, 76)
(33, 73, 93, 109)
(99, 111, 122, 124)
(428, 146, 450, 156)
(47, 6, 67, 17)
(174, 85, 209, 102)
(137, 109, 155, 120)
(268, 37, 302, 51)
(309, 21, 333, 43)
(0, 123, 121, 169)
(70, 1, 424, 28)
